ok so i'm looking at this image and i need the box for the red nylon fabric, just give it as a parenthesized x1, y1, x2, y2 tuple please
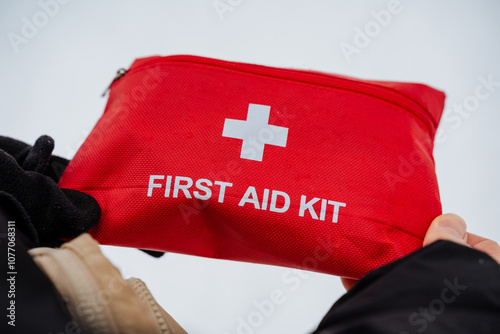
(58, 55, 445, 279)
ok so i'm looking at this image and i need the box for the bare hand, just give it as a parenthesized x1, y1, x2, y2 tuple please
(341, 213, 500, 291)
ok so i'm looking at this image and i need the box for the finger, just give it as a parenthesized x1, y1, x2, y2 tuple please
(467, 233, 500, 264)
(22, 135, 54, 173)
(423, 213, 470, 248)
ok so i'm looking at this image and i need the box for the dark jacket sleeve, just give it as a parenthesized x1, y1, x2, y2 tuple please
(0, 193, 76, 333)
(313, 240, 500, 334)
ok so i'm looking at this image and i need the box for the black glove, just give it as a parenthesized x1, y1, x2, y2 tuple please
(0, 135, 164, 257)
(139, 249, 165, 258)
(0, 135, 100, 246)
(0, 135, 69, 182)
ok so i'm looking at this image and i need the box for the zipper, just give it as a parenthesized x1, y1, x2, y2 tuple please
(101, 68, 128, 97)
(106, 55, 438, 132)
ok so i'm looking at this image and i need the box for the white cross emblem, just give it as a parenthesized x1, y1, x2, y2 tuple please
(222, 104, 289, 162)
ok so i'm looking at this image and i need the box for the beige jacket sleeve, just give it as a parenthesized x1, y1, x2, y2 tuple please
(28, 233, 188, 334)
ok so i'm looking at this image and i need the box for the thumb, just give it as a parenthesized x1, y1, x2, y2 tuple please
(423, 213, 469, 248)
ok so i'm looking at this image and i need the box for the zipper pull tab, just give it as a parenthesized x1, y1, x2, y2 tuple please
(101, 68, 128, 97)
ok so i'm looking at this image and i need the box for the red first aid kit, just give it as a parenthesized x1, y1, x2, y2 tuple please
(58, 55, 445, 279)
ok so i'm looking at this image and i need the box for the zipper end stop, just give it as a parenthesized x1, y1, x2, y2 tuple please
(101, 68, 128, 98)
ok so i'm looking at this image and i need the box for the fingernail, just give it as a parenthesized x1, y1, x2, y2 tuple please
(437, 216, 466, 240)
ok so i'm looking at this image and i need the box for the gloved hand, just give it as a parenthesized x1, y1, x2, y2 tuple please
(0, 135, 69, 182)
(0, 135, 100, 246)
(0, 135, 164, 257)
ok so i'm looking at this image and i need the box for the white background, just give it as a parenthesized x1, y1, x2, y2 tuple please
(1, 1, 499, 333)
